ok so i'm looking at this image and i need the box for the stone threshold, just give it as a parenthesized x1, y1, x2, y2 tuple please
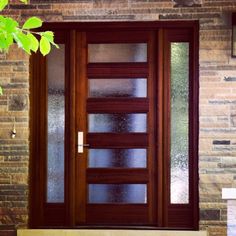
(17, 229, 207, 236)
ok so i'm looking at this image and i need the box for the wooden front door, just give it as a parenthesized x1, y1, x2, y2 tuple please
(30, 22, 199, 229)
(74, 31, 157, 225)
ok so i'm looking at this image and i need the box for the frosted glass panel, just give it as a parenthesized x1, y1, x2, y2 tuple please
(89, 114, 147, 133)
(170, 43, 189, 204)
(47, 44, 65, 203)
(88, 43, 147, 63)
(89, 149, 147, 168)
(89, 184, 147, 203)
(89, 79, 147, 98)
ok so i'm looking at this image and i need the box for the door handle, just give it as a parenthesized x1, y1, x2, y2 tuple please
(78, 131, 90, 153)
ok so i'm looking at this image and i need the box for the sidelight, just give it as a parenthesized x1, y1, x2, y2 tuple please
(170, 42, 189, 204)
(46, 44, 65, 203)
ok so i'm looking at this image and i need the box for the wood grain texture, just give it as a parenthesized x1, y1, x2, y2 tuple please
(87, 63, 148, 78)
(87, 133, 148, 148)
(75, 31, 87, 224)
(87, 169, 149, 183)
(87, 98, 149, 113)
(86, 204, 149, 225)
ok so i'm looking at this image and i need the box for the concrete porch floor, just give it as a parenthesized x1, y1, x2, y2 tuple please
(17, 230, 207, 236)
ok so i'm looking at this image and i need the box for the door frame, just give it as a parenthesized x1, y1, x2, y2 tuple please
(29, 21, 199, 229)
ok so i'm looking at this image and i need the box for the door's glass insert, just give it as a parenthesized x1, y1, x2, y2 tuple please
(89, 113, 147, 133)
(89, 149, 147, 168)
(88, 78, 147, 98)
(170, 42, 189, 204)
(88, 43, 147, 63)
(88, 184, 147, 203)
(47, 44, 65, 203)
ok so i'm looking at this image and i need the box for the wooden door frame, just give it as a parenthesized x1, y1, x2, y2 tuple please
(29, 21, 199, 229)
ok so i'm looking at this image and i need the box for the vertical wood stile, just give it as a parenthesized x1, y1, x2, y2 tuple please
(75, 31, 87, 224)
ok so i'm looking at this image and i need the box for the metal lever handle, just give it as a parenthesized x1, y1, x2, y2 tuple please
(78, 132, 89, 153)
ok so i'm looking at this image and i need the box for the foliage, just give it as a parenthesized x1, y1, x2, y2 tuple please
(0, 0, 58, 55)
(0, 0, 58, 94)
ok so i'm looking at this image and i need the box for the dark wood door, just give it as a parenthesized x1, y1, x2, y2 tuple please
(74, 31, 157, 225)
(30, 22, 199, 229)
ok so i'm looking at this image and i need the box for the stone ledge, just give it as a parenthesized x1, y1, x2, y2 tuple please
(17, 229, 207, 236)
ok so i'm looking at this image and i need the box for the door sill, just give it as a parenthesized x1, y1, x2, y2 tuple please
(18, 229, 207, 236)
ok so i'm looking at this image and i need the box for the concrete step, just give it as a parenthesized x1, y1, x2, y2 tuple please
(18, 229, 207, 236)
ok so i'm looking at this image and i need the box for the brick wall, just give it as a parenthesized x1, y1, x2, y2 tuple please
(1, 0, 236, 235)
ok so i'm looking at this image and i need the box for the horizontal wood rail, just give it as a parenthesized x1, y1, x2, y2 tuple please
(87, 133, 148, 148)
(87, 168, 149, 183)
(87, 98, 149, 113)
(87, 63, 148, 78)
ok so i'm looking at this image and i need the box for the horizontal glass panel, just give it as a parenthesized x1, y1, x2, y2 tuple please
(88, 184, 147, 203)
(89, 114, 147, 133)
(88, 79, 147, 98)
(89, 149, 147, 168)
(170, 42, 189, 204)
(88, 43, 147, 63)
(47, 44, 65, 203)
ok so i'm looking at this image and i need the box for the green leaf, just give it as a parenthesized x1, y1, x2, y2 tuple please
(0, 35, 6, 49)
(28, 33, 39, 53)
(22, 17, 42, 30)
(40, 36, 51, 56)
(0, 0, 8, 11)
(20, 0, 27, 3)
(0, 86, 3, 95)
(13, 31, 31, 54)
(41, 31, 54, 43)
(5, 34, 13, 48)
(0, 34, 9, 50)
(41, 31, 59, 48)
(0, 15, 6, 27)
(5, 17, 18, 33)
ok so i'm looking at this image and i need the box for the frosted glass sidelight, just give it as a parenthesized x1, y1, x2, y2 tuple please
(89, 114, 147, 133)
(88, 43, 147, 63)
(47, 44, 65, 203)
(88, 78, 147, 98)
(89, 149, 147, 168)
(170, 43, 189, 204)
(88, 184, 147, 203)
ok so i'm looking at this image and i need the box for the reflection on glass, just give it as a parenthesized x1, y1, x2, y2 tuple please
(89, 149, 147, 168)
(88, 43, 147, 63)
(89, 79, 147, 98)
(170, 43, 189, 204)
(47, 44, 65, 203)
(89, 184, 147, 203)
(89, 114, 147, 133)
